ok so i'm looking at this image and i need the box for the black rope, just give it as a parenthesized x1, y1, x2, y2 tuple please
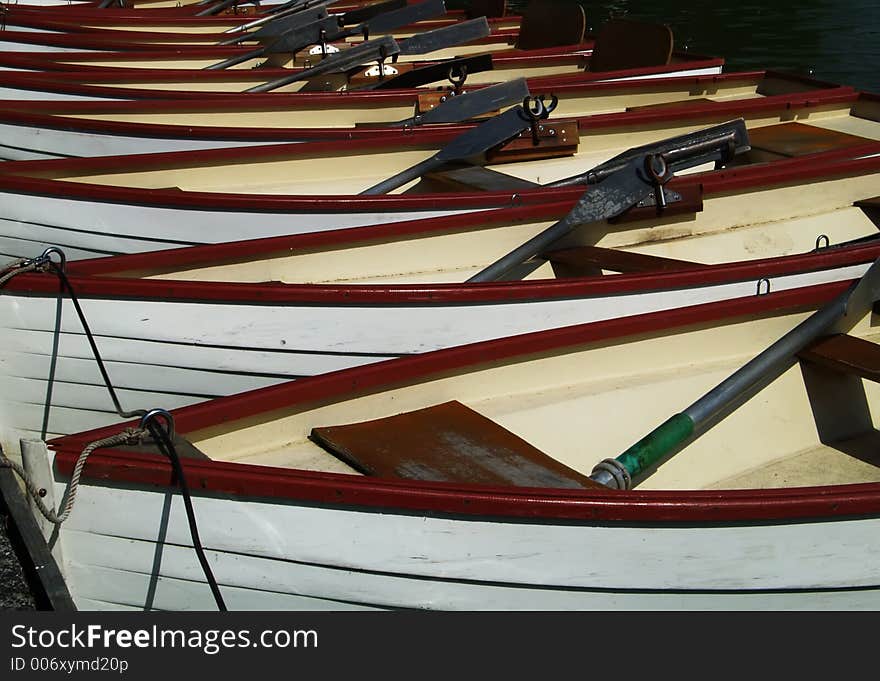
(146, 420, 227, 612)
(32, 255, 227, 611)
(49, 261, 146, 422)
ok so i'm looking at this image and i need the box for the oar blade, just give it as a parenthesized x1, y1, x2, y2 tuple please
(398, 17, 491, 55)
(400, 77, 530, 125)
(365, 0, 448, 34)
(341, 0, 408, 26)
(434, 105, 530, 163)
(360, 104, 531, 194)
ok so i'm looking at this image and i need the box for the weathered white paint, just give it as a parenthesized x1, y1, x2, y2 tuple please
(49, 473, 880, 610)
(0, 122, 294, 160)
(0, 191, 485, 264)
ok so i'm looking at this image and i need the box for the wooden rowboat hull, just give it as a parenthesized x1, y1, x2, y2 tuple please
(0, 71, 848, 159)
(35, 283, 880, 610)
(0, 92, 876, 262)
(3, 142, 880, 452)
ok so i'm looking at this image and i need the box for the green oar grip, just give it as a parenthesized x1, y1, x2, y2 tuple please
(616, 413, 695, 479)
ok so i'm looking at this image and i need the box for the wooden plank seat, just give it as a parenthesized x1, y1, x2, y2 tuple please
(798, 333, 880, 383)
(309, 400, 604, 488)
(747, 122, 873, 157)
(544, 245, 705, 278)
(513, 0, 586, 51)
(588, 20, 673, 73)
(465, 0, 508, 19)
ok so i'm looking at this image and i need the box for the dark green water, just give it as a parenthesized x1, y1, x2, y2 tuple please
(458, 1, 880, 92)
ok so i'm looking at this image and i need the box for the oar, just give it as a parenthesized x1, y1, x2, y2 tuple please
(466, 119, 749, 283)
(209, 0, 444, 69)
(242, 36, 400, 93)
(396, 16, 490, 56)
(389, 77, 529, 126)
(208, 16, 342, 69)
(589, 255, 880, 490)
(196, 0, 258, 16)
(359, 103, 536, 195)
(277, 0, 447, 56)
(342, 0, 410, 26)
(219, 0, 403, 44)
(361, 53, 494, 90)
(218, 5, 332, 44)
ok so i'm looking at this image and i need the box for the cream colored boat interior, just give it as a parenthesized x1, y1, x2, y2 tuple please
(52, 35, 523, 71)
(55, 72, 798, 129)
(33, 101, 880, 199)
(184, 305, 880, 491)
(132, 190, 880, 286)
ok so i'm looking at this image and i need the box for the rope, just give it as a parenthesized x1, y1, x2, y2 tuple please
(0, 428, 146, 525)
(0, 247, 227, 610)
(0, 259, 46, 287)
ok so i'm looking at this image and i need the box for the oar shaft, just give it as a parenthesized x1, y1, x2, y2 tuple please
(595, 272, 873, 488)
(466, 212, 581, 283)
(204, 47, 264, 70)
(359, 156, 441, 195)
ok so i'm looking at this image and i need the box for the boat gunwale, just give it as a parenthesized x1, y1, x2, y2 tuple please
(0, 135, 877, 212)
(0, 82, 857, 142)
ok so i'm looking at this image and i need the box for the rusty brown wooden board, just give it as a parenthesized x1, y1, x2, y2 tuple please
(544, 245, 706, 275)
(798, 333, 880, 383)
(589, 20, 673, 73)
(310, 400, 604, 488)
(747, 122, 873, 157)
(486, 120, 579, 163)
(466, 0, 508, 19)
(514, 0, 586, 51)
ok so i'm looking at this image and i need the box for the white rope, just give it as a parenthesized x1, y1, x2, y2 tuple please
(0, 428, 146, 525)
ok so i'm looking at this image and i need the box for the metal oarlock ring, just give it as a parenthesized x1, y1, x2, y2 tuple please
(591, 458, 632, 490)
(644, 153, 671, 185)
(139, 408, 176, 442)
(448, 65, 468, 95)
(523, 94, 558, 122)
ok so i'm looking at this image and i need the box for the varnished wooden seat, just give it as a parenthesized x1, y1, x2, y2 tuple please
(747, 122, 873, 158)
(588, 19, 673, 73)
(798, 334, 880, 383)
(465, 0, 507, 19)
(513, 0, 587, 51)
(310, 400, 603, 488)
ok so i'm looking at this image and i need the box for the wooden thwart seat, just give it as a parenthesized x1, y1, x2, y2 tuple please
(588, 20, 673, 73)
(310, 400, 604, 488)
(798, 333, 880, 383)
(747, 122, 873, 157)
(513, 0, 586, 51)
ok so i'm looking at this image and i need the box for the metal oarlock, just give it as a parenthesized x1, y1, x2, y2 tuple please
(139, 409, 176, 443)
(523, 94, 558, 146)
(644, 153, 672, 212)
(448, 64, 468, 96)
